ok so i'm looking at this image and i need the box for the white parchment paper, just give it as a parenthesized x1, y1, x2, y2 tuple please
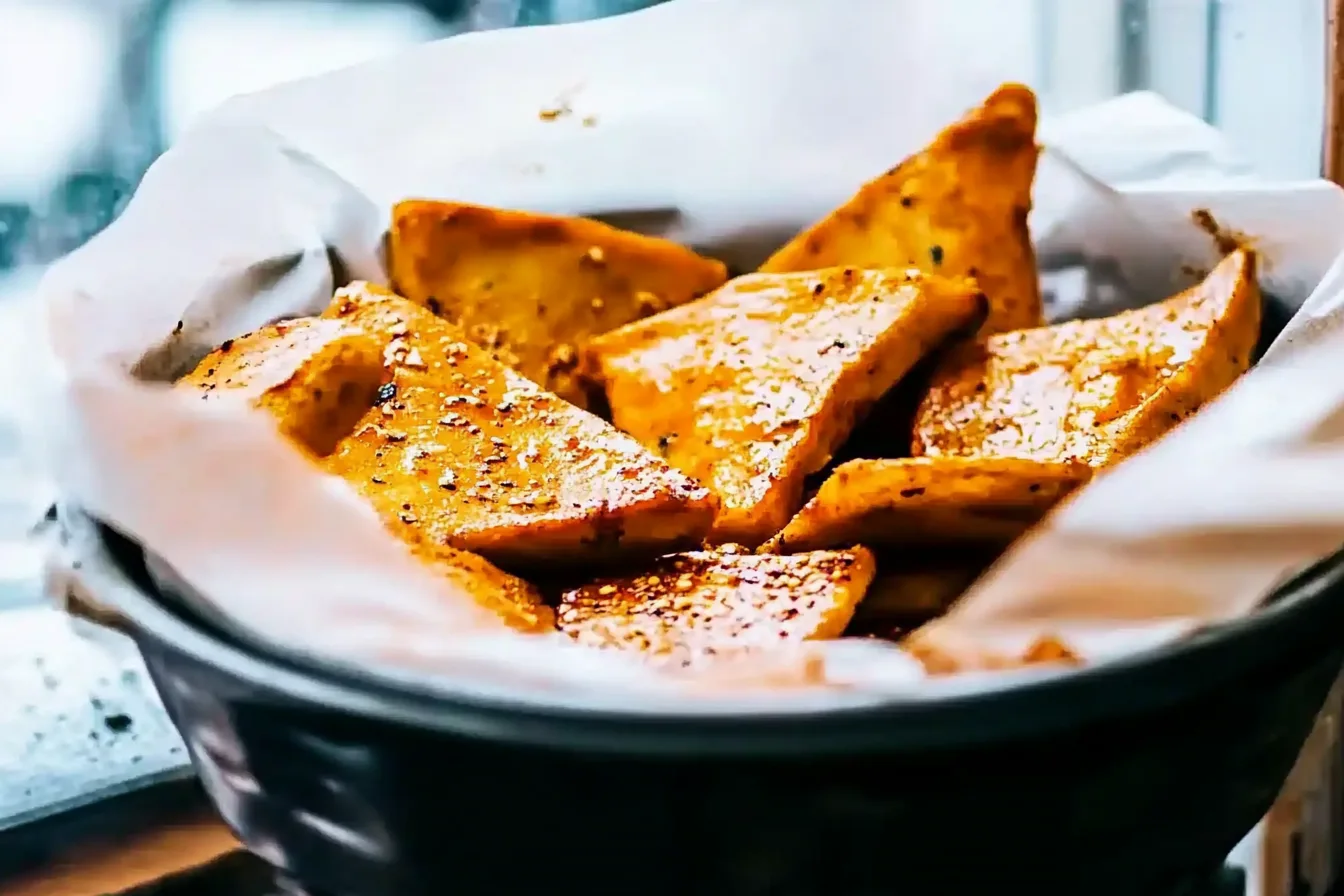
(32, 0, 1344, 711)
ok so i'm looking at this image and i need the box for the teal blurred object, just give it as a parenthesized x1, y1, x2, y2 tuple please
(517, 0, 668, 24)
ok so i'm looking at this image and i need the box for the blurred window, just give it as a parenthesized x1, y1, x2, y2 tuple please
(0, 1, 116, 203)
(1037, 0, 1325, 178)
(157, 0, 444, 139)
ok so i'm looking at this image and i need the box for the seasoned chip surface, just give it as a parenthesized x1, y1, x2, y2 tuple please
(759, 83, 1043, 336)
(321, 282, 718, 567)
(389, 200, 728, 409)
(182, 316, 553, 631)
(913, 250, 1260, 466)
(585, 267, 985, 546)
(556, 548, 877, 662)
(770, 456, 1092, 552)
(178, 317, 388, 456)
(398, 536, 556, 632)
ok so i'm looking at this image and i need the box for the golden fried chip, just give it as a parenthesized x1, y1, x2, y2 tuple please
(322, 282, 718, 568)
(913, 250, 1260, 466)
(178, 317, 388, 457)
(769, 456, 1091, 553)
(759, 83, 1043, 336)
(556, 548, 876, 663)
(184, 317, 552, 632)
(856, 567, 984, 628)
(400, 537, 555, 633)
(388, 200, 728, 409)
(585, 267, 985, 546)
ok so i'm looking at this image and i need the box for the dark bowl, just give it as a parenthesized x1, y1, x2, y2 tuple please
(56, 510, 1344, 896)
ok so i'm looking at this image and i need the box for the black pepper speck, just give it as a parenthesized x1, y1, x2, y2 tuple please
(103, 713, 133, 733)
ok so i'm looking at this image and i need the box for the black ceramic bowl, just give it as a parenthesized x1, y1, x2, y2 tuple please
(57, 509, 1344, 896)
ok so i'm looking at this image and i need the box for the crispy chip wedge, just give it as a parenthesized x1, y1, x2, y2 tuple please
(585, 267, 985, 546)
(397, 537, 555, 633)
(913, 249, 1260, 466)
(769, 456, 1092, 553)
(556, 548, 876, 663)
(178, 317, 389, 457)
(181, 316, 552, 632)
(388, 200, 728, 409)
(322, 282, 718, 568)
(851, 566, 984, 633)
(759, 83, 1043, 336)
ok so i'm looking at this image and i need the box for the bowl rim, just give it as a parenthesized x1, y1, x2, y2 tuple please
(69, 513, 1344, 757)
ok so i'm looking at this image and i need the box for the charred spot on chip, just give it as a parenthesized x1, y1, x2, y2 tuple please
(929, 245, 944, 265)
(581, 520, 626, 552)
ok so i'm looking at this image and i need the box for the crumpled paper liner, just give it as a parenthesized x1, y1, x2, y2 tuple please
(31, 0, 1344, 710)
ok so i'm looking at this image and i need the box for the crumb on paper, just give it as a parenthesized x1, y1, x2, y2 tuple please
(1191, 208, 1254, 257)
(539, 102, 572, 122)
(903, 631, 1082, 675)
(1020, 634, 1082, 666)
(539, 83, 589, 124)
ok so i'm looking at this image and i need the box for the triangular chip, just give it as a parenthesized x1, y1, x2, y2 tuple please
(769, 456, 1091, 553)
(853, 567, 983, 632)
(322, 282, 718, 568)
(179, 317, 389, 456)
(388, 200, 728, 409)
(585, 267, 985, 546)
(913, 250, 1260, 466)
(182, 317, 553, 632)
(399, 537, 555, 633)
(556, 548, 876, 663)
(759, 83, 1043, 336)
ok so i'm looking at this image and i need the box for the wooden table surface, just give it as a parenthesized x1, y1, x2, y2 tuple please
(6, 817, 237, 896)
